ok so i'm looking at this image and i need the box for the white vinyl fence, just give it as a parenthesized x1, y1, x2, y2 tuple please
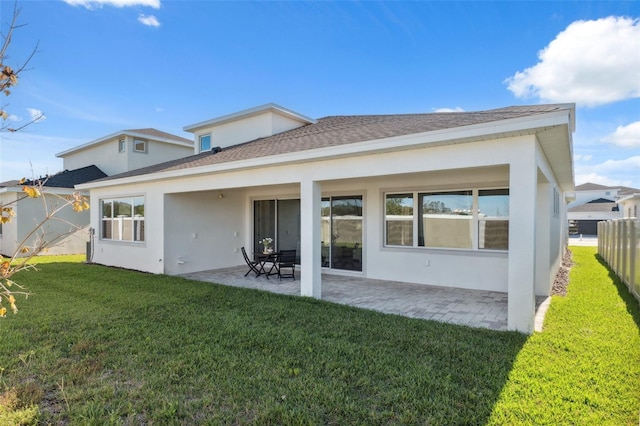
(598, 219, 640, 305)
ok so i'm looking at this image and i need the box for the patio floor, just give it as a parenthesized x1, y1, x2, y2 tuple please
(181, 266, 550, 332)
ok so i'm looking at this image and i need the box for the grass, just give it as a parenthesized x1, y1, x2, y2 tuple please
(0, 247, 638, 424)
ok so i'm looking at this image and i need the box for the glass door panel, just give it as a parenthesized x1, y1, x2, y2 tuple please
(277, 199, 301, 263)
(321, 199, 331, 267)
(253, 200, 275, 257)
(330, 196, 362, 271)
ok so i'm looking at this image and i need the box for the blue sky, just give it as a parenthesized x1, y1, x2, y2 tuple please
(1, 0, 639, 188)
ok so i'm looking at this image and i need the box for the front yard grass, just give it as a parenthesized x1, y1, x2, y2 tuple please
(1, 247, 638, 424)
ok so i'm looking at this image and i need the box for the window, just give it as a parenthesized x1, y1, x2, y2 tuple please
(384, 188, 509, 251)
(478, 189, 509, 250)
(385, 194, 413, 246)
(118, 139, 126, 153)
(419, 191, 473, 249)
(101, 197, 145, 242)
(200, 134, 211, 152)
(553, 187, 560, 217)
(133, 139, 146, 153)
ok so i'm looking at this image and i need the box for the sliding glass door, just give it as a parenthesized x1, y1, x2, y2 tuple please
(253, 199, 300, 263)
(321, 196, 362, 272)
(254, 196, 361, 270)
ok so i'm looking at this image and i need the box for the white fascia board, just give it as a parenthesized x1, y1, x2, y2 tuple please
(56, 131, 192, 158)
(79, 109, 572, 190)
(616, 193, 640, 204)
(183, 103, 317, 133)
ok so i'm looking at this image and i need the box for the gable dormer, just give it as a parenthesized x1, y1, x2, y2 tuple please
(183, 103, 316, 154)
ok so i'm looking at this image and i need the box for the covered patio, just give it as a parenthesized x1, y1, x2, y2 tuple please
(180, 266, 550, 332)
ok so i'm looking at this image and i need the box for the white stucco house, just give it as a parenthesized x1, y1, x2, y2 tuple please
(0, 129, 192, 257)
(567, 182, 638, 235)
(617, 193, 640, 219)
(78, 103, 576, 334)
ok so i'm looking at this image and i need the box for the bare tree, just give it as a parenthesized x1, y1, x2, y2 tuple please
(1, 3, 88, 317)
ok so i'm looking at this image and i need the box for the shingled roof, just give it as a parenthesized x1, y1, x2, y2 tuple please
(92, 104, 572, 183)
(26, 165, 108, 188)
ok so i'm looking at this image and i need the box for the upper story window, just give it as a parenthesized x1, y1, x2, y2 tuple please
(133, 139, 147, 153)
(101, 197, 145, 242)
(118, 139, 126, 153)
(200, 134, 211, 152)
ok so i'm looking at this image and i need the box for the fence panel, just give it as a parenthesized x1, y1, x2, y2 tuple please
(598, 219, 639, 305)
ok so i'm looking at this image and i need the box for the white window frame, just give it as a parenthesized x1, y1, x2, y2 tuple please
(100, 196, 145, 243)
(118, 138, 126, 153)
(133, 139, 147, 153)
(384, 187, 509, 252)
(199, 134, 211, 152)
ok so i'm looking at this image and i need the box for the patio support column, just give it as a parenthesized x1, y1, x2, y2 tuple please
(300, 179, 322, 298)
(508, 140, 537, 334)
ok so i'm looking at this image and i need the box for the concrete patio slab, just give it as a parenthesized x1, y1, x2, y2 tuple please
(181, 266, 551, 332)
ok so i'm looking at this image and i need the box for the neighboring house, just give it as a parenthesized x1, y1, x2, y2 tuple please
(0, 165, 107, 256)
(1, 129, 193, 257)
(56, 128, 194, 176)
(567, 182, 639, 235)
(617, 193, 640, 219)
(78, 103, 576, 334)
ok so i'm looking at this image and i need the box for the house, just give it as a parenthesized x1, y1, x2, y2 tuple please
(55, 128, 194, 176)
(617, 193, 640, 219)
(567, 182, 639, 235)
(78, 103, 576, 334)
(0, 165, 107, 256)
(0, 129, 193, 257)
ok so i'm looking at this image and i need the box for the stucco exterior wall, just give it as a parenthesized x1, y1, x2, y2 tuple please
(0, 191, 19, 256)
(87, 135, 555, 295)
(62, 137, 192, 176)
(16, 193, 90, 256)
(193, 111, 306, 154)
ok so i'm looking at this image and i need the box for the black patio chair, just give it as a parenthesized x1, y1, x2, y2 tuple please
(277, 249, 296, 280)
(241, 247, 261, 277)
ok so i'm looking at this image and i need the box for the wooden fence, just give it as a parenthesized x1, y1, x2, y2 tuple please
(598, 219, 640, 305)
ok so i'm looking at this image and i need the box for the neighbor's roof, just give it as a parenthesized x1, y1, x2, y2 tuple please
(26, 165, 107, 188)
(86, 104, 575, 185)
(569, 201, 619, 213)
(575, 182, 640, 195)
(55, 128, 193, 158)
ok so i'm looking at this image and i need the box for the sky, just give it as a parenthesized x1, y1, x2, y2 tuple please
(1, 0, 638, 189)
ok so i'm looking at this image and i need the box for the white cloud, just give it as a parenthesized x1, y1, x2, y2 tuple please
(574, 153, 592, 162)
(575, 156, 640, 188)
(138, 14, 160, 27)
(27, 108, 46, 123)
(63, 0, 160, 9)
(433, 107, 465, 113)
(592, 156, 640, 173)
(505, 16, 640, 107)
(574, 172, 632, 188)
(602, 121, 640, 148)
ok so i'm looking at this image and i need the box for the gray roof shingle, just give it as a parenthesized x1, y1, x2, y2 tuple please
(94, 104, 571, 183)
(26, 165, 108, 188)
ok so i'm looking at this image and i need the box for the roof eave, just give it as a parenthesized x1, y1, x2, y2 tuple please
(78, 108, 574, 190)
(183, 103, 317, 133)
(56, 131, 192, 158)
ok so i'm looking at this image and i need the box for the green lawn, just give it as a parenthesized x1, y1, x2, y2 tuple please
(1, 247, 638, 425)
